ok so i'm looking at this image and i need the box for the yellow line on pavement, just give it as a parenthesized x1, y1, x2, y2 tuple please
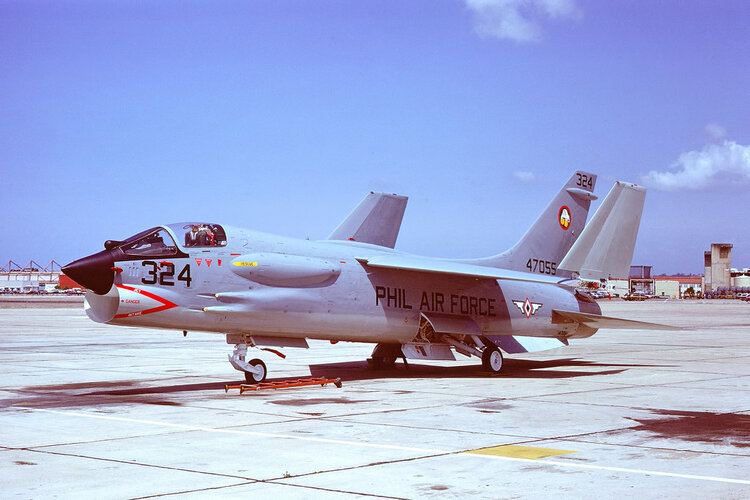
(465, 445, 577, 459)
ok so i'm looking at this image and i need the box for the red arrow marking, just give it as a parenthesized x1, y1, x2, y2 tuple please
(114, 284, 178, 319)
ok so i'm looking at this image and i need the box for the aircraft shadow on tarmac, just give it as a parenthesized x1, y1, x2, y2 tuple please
(9, 358, 675, 410)
(308, 357, 674, 382)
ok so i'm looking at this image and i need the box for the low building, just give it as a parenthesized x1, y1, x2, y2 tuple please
(731, 268, 750, 289)
(653, 276, 702, 298)
(0, 270, 61, 292)
(0, 261, 64, 293)
(629, 265, 654, 294)
(605, 279, 629, 297)
(600, 274, 701, 298)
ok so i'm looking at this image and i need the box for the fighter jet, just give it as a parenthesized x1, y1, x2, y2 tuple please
(63, 172, 674, 382)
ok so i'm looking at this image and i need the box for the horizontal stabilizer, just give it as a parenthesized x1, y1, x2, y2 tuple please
(551, 309, 681, 331)
(559, 181, 646, 280)
(329, 192, 408, 248)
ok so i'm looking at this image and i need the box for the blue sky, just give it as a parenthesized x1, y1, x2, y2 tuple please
(2, 0, 749, 274)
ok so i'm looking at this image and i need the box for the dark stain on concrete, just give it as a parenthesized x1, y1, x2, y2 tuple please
(627, 410, 750, 448)
(465, 398, 512, 411)
(5, 380, 208, 409)
(22, 381, 137, 391)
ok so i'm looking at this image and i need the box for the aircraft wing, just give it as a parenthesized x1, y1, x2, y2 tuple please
(551, 309, 682, 332)
(328, 192, 408, 248)
(357, 255, 565, 284)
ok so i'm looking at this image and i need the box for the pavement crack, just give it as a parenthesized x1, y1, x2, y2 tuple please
(15, 447, 258, 482)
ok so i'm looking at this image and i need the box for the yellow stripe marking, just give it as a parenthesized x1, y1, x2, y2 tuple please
(233, 262, 258, 267)
(465, 445, 577, 459)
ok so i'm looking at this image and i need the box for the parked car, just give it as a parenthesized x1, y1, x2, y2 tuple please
(624, 291, 648, 301)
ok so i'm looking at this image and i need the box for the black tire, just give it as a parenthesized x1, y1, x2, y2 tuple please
(244, 358, 267, 383)
(481, 346, 503, 374)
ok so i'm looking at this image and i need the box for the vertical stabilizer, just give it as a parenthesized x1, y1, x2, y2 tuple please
(328, 192, 408, 248)
(559, 181, 646, 281)
(469, 171, 597, 277)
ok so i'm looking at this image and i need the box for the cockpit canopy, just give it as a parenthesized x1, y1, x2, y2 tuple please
(169, 223, 227, 248)
(121, 228, 179, 257)
(114, 223, 227, 259)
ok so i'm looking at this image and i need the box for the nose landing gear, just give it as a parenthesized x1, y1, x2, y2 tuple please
(228, 343, 268, 383)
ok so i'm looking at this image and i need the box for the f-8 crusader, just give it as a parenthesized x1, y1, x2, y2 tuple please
(63, 172, 674, 382)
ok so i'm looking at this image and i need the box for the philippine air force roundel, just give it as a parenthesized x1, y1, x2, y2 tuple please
(512, 298, 543, 319)
(559, 205, 571, 230)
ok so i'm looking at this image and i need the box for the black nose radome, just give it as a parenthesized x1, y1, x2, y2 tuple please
(62, 250, 116, 295)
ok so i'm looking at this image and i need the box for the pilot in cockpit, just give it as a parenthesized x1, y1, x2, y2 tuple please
(185, 225, 200, 247)
(199, 224, 215, 246)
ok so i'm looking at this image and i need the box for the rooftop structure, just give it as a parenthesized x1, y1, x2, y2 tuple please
(704, 243, 732, 292)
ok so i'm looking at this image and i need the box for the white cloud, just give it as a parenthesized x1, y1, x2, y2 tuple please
(464, 0, 581, 43)
(513, 170, 536, 183)
(642, 140, 750, 191)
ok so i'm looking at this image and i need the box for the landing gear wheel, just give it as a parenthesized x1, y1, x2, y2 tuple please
(481, 346, 503, 374)
(244, 358, 267, 383)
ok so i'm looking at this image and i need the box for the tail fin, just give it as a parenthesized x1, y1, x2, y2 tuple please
(470, 171, 597, 276)
(328, 192, 408, 248)
(559, 181, 646, 281)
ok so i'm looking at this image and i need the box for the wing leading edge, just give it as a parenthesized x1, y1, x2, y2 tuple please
(357, 255, 565, 284)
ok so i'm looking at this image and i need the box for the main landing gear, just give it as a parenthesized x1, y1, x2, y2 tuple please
(367, 343, 407, 370)
(481, 345, 503, 374)
(228, 344, 268, 383)
(368, 340, 504, 374)
(406, 316, 505, 375)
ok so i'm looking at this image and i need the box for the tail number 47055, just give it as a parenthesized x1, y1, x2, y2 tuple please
(526, 258, 556, 275)
(141, 261, 192, 287)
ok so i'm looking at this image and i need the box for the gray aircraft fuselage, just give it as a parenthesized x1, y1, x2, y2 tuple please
(67, 171, 658, 380)
(78, 225, 597, 344)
